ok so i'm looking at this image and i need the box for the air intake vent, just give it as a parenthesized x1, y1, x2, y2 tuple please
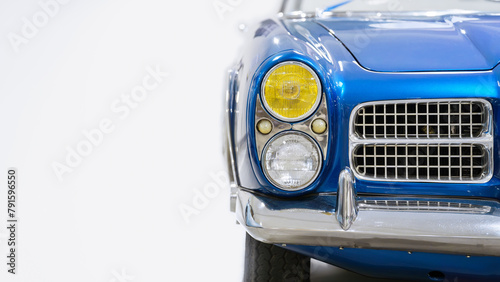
(353, 144, 488, 181)
(353, 101, 487, 139)
(350, 99, 493, 183)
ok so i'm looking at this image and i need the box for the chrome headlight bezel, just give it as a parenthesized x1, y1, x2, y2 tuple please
(261, 131, 323, 191)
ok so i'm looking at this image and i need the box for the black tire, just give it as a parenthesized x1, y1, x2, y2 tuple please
(244, 233, 310, 282)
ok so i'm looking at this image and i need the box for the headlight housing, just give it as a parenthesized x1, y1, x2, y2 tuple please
(262, 132, 322, 191)
(262, 62, 321, 122)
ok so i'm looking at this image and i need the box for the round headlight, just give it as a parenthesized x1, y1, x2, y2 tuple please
(262, 132, 322, 191)
(262, 62, 321, 122)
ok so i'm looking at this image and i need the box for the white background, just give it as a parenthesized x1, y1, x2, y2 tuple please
(0, 1, 391, 281)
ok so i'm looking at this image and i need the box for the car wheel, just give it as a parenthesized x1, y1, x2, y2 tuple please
(244, 233, 310, 282)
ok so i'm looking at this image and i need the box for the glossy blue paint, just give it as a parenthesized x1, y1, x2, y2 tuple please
(316, 15, 500, 72)
(228, 13, 500, 280)
(285, 245, 500, 282)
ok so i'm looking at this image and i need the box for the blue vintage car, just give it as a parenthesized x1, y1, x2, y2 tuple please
(225, 0, 500, 281)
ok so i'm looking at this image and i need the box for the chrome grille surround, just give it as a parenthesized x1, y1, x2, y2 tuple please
(349, 99, 493, 183)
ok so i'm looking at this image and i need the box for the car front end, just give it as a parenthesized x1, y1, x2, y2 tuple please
(226, 1, 500, 280)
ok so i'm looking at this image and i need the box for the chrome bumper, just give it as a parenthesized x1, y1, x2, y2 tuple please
(236, 170, 500, 257)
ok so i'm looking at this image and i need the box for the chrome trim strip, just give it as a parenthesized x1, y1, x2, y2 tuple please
(226, 68, 241, 212)
(348, 99, 494, 184)
(236, 189, 500, 257)
(280, 10, 500, 20)
(358, 199, 492, 214)
(336, 168, 358, 230)
(351, 137, 493, 144)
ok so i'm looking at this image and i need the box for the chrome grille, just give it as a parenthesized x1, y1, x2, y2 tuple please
(353, 100, 487, 139)
(353, 144, 488, 181)
(349, 99, 493, 183)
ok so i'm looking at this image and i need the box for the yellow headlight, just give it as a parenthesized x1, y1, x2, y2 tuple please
(262, 62, 321, 121)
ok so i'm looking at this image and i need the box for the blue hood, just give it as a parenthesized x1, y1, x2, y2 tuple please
(316, 15, 500, 72)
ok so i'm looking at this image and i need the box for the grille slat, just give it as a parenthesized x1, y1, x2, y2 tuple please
(350, 99, 492, 183)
